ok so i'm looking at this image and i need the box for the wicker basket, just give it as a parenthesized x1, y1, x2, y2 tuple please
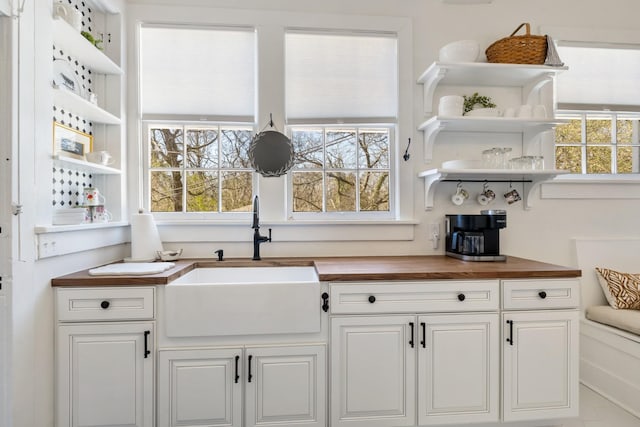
(485, 23, 547, 64)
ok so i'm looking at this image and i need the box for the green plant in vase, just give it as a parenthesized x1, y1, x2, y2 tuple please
(81, 31, 103, 50)
(463, 92, 496, 114)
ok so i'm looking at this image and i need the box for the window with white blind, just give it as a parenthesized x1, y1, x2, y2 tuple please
(285, 31, 398, 216)
(139, 25, 256, 214)
(554, 44, 640, 174)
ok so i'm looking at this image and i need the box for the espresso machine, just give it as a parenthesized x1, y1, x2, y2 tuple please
(445, 210, 507, 261)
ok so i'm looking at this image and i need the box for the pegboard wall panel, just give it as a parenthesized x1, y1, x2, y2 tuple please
(52, 167, 93, 207)
(52, 1, 99, 207)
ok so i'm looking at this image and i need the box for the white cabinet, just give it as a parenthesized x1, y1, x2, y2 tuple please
(501, 279, 580, 422)
(158, 345, 326, 427)
(329, 278, 580, 427)
(56, 322, 155, 427)
(418, 313, 499, 425)
(55, 287, 156, 427)
(330, 280, 501, 427)
(330, 316, 416, 427)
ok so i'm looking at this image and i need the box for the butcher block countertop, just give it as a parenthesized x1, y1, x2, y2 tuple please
(51, 255, 581, 287)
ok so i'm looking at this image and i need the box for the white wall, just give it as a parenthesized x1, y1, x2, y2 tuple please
(9, 1, 640, 426)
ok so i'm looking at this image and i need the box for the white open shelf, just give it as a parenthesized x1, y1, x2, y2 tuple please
(53, 86, 121, 125)
(53, 155, 121, 175)
(418, 167, 569, 210)
(418, 116, 568, 161)
(52, 15, 122, 75)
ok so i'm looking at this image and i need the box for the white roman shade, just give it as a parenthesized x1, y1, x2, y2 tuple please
(556, 44, 640, 110)
(139, 25, 256, 120)
(285, 31, 398, 122)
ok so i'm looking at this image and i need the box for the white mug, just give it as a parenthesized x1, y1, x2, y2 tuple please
(54, 1, 82, 32)
(83, 187, 106, 206)
(85, 151, 113, 165)
(451, 183, 469, 206)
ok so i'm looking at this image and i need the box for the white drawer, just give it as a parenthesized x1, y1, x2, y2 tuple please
(502, 279, 580, 310)
(56, 287, 155, 322)
(330, 280, 500, 314)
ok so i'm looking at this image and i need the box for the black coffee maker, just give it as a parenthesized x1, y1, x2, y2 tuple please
(445, 210, 507, 261)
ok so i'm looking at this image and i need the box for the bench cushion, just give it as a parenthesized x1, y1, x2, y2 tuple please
(595, 267, 640, 310)
(586, 305, 640, 336)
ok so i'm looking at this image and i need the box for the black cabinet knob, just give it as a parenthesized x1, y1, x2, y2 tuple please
(538, 291, 547, 299)
(457, 293, 466, 302)
(100, 300, 110, 309)
(368, 295, 376, 303)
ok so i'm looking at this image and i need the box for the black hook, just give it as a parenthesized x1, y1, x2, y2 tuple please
(268, 113, 274, 128)
(403, 138, 411, 161)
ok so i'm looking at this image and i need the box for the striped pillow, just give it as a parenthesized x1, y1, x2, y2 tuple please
(595, 267, 640, 310)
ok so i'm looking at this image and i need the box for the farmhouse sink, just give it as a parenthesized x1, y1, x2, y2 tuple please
(164, 266, 321, 337)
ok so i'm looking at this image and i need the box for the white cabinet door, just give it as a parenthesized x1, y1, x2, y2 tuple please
(417, 314, 499, 425)
(331, 316, 416, 427)
(245, 345, 326, 427)
(157, 347, 243, 427)
(502, 310, 579, 422)
(56, 322, 154, 427)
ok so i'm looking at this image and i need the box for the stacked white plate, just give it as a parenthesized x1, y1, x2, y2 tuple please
(53, 208, 86, 225)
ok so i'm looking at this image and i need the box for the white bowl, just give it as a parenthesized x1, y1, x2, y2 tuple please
(465, 107, 501, 117)
(439, 40, 480, 63)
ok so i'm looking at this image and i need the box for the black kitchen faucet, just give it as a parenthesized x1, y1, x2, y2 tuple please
(251, 195, 271, 260)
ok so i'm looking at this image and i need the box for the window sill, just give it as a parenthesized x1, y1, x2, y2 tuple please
(541, 174, 640, 199)
(155, 219, 419, 243)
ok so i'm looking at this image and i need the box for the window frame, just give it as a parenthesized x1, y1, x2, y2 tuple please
(286, 123, 396, 220)
(142, 121, 258, 221)
(129, 6, 414, 227)
(555, 110, 640, 175)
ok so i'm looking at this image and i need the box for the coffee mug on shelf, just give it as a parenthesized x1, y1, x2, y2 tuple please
(451, 182, 469, 206)
(93, 206, 112, 223)
(82, 187, 106, 206)
(477, 182, 495, 206)
(504, 188, 522, 205)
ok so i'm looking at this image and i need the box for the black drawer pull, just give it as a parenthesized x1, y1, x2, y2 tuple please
(506, 320, 514, 346)
(247, 355, 253, 383)
(143, 330, 151, 358)
(538, 291, 547, 299)
(100, 300, 110, 309)
(457, 293, 466, 302)
(234, 355, 240, 383)
(420, 322, 426, 348)
(368, 295, 376, 303)
(409, 322, 415, 348)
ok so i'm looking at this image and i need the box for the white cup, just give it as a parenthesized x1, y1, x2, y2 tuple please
(54, 1, 82, 32)
(438, 95, 464, 116)
(533, 104, 547, 119)
(85, 151, 114, 166)
(451, 184, 469, 206)
(517, 105, 533, 118)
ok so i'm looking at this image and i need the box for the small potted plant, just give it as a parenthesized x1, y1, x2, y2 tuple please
(463, 92, 498, 116)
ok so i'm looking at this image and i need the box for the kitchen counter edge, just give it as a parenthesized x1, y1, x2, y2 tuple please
(50, 255, 581, 287)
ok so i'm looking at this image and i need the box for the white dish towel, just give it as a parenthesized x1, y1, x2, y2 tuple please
(88, 262, 175, 276)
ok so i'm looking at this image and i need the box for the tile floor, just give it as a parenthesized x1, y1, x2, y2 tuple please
(561, 384, 640, 426)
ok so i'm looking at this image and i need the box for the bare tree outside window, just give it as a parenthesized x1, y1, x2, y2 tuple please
(149, 124, 254, 213)
(291, 127, 391, 213)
